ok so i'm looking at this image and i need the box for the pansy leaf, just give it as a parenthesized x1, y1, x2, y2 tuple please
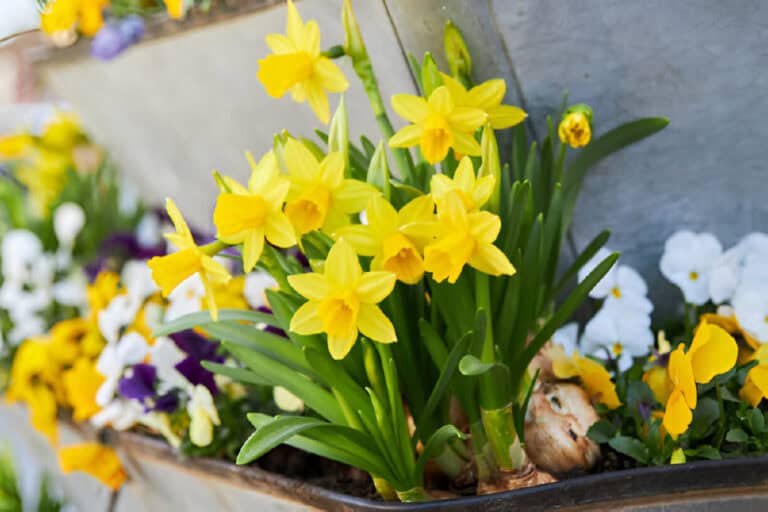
(608, 436, 649, 464)
(750, 408, 766, 433)
(588, 419, 617, 444)
(690, 398, 719, 438)
(726, 428, 749, 443)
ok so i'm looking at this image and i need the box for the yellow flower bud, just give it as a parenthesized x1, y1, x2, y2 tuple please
(558, 111, 592, 148)
(443, 20, 472, 82)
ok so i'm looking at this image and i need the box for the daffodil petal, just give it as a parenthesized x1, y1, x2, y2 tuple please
(315, 58, 349, 93)
(389, 125, 423, 148)
(472, 175, 496, 209)
(453, 157, 475, 192)
(451, 130, 482, 156)
(357, 303, 396, 344)
(391, 94, 429, 124)
(467, 79, 506, 110)
(488, 104, 528, 129)
(265, 213, 297, 248)
(327, 331, 358, 360)
(300, 19, 320, 54)
(290, 300, 324, 334)
(428, 86, 454, 117)
(320, 152, 345, 189)
(449, 107, 487, 132)
(285, 0, 304, 45)
(265, 33, 295, 53)
(257, 53, 313, 98)
(306, 80, 331, 124)
(335, 225, 379, 256)
(439, 73, 468, 104)
(333, 179, 376, 213)
(284, 138, 319, 182)
(468, 211, 501, 244)
(325, 238, 362, 288)
(469, 243, 515, 277)
(367, 195, 399, 237)
(242, 229, 266, 272)
(356, 271, 396, 304)
(287, 273, 329, 300)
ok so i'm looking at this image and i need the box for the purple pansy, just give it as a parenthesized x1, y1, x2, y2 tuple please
(118, 363, 157, 401)
(170, 330, 224, 395)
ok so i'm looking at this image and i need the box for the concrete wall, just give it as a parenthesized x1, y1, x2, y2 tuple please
(35, 0, 768, 315)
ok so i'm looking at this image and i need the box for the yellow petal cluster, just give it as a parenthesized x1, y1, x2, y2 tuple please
(59, 443, 127, 490)
(440, 73, 527, 130)
(558, 111, 591, 148)
(257, 0, 349, 123)
(662, 323, 737, 438)
(288, 238, 396, 360)
(552, 349, 621, 409)
(213, 151, 295, 272)
(40, 0, 108, 39)
(148, 199, 232, 321)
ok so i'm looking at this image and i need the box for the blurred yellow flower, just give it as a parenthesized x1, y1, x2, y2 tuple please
(40, 0, 108, 39)
(288, 238, 396, 360)
(336, 194, 435, 284)
(257, 0, 349, 124)
(148, 199, 231, 321)
(282, 139, 375, 236)
(214, 151, 295, 272)
(59, 443, 126, 490)
(430, 156, 494, 211)
(165, 0, 184, 19)
(63, 359, 104, 422)
(41, 112, 83, 151)
(558, 111, 591, 148)
(423, 190, 514, 283)
(440, 73, 527, 130)
(0, 134, 34, 159)
(389, 86, 486, 164)
(552, 350, 621, 409)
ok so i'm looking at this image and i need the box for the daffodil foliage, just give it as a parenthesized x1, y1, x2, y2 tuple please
(154, 0, 667, 500)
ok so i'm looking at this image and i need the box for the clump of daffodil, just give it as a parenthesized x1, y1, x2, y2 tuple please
(213, 151, 296, 272)
(59, 443, 127, 490)
(423, 175, 515, 283)
(282, 139, 375, 236)
(430, 155, 495, 211)
(558, 104, 593, 148)
(257, 0, 349, 124)
(288, 238, 396, 360)
(440, 73, 527, 130)
(662, 322, 737, 438)
(148, 199, 231, 321)
(336, 194, 435, 284)
(389, 86, 486, 164)
(552, 349, 622, 409)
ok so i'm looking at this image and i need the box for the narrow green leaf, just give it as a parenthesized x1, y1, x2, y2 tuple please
(413, 425, 466, 484)
(201, 361, 271, 386)
(153, 309, 277, 337)
(237, 416, 327, 464)
(367, 140, 391, 199)
(551, 230, 611, 298)
(303, 347, 374, 421)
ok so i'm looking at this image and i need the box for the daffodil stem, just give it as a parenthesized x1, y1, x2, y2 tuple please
(475, 273, 502, 409)
(481, 405, 526, 471)
(201, 240, 229, 255)
(715, 381, 727, 449)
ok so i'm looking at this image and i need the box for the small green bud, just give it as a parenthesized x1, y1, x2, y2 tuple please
(342, 0, 368, 63)
(421, 52, 443, 97)
(328, 95, 349, 171)
(443, 20, 472, 82)
(478, 125, 501, 212)
(367, 140, 391, 200)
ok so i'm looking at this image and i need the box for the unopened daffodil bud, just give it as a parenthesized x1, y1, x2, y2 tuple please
(328, 95, 349, 172)
(479, 126, 501, 212)
(342, 0, 367, 64)
(443, 20, 472, 84)
(420, 52, 443, 97)
(558, 104, 593, 148)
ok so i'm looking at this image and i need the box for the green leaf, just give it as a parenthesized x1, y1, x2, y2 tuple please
(367, 140, 391, 199)
(420, 52, 443, 97)
(303, 347, 374, 422)
(750, 408, 766, 433)
(551, 230, 611, 298)
(691, 398, 719, 438)
(726, 428, 749, 443)
(413, 425, 466, 484)
(514, 368, 540, 443)
(153, 309, 277, 336)
(609, 436, 649, 464)
(237, 415, 328, 464)
(587, 419, 617, 443)
(686, 445, 722, 461)
(201, 361, 271, 386)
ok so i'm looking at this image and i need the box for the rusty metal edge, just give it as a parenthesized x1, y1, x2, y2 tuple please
(115, 429, 768, 511)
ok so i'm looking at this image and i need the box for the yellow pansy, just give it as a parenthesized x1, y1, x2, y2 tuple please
(59, 443, 127, 490)
(701, 312, 760, 363)
(213, 151, 296, 272)
(552, 350, 621, 409)
(430, 156, 494, 211)
(282, 139, 375, 236)
(336, 195, 435, 284)
(40, 0, 107, 39)
(288, 238, 397, 360)
(49, 318, 90, 366)
(423, 190, 514, 283)
(63, 359, 104, 422)
(257, 0, 349, 124)
(148, 199, 231, 321)
(83, 271, 119, 355)
(15, 148, 70, 216)
(738, 344, 768, 406)
(0, 134, 34, 159)
(662, 323, 737, 438)
(389, 86, 486, 164)
(5, 339, 59, 445)
(165, 0, 185, 19)
(558, 111, 591, 148)
(440, 73, 527, 130)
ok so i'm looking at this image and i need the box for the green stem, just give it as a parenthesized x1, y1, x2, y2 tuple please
(395, 486, 431, 502)
(387, 289, 426, 418)
(469, 419, 496, 484)
(715, 381, 727, 449)
(480, 405, 527, 471)
(372, 477, 398, 501)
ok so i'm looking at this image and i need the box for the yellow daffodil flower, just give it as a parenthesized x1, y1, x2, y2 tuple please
(389, 86, 486, 164)
(211, 275, 249, 311)
(430, 156, 494, 211)
(282, 139, 375, 236)
(5, 339, 60, 445)
(148, 199, 231, 321)
(552, 350, 621, 409)
(558, 111, 591, 148)
(440, 73, 527, 130)
(165, 0, 185, 19)
(213, 151, 296, 272)
(42, 112, 83, 151)
(63, 359, 104, 422)
(288, 238, 396, 360)
(662, 323, 737, 438)
(40, 0, 107, 39)
(423, 190, 514, 283)
(257, 0, 349, 124)
(0, 134, 34, 159)
(59, 443, 127, 490)
(336, 194, 435, 284)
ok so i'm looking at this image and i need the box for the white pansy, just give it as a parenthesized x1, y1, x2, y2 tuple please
(121, 260, 159, 302)
(136, 213, 162, 248)
(552, 322, 579, 356)
(95, 332, 150, 406)
(8, 314, 45, 346)
(91, 399, 145, 430)
(581, 305, 654, 372)
(52, 272, 88, 308)
(2, 229, 42, 281)
(660, 230, 722, 305)
(577, 248, 652, 313)
(243, 272, 277, 310)
(273, 386, 304, 412)
(53, 202, 86, 249)
(187, 384, 221, 447)
(164, 274, 204, 322)
(732, 283, 768, 343)
(98, 294, 142, 345)
(150, 337, 187, 393)
(709, 232, 768, 304)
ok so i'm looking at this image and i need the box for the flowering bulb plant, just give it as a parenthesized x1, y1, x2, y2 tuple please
(151, 0, 667, 501)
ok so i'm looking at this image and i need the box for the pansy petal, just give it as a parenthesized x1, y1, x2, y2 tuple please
(663, 388, 693, 439)
(357, 303, 396, 344)
(688, 323, 737, 384)
(668, 345, 697, 409)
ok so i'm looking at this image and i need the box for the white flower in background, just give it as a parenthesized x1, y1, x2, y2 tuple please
(552, 322, 579, 356)
(578, 247, 653, 314)
(95, 332, 150, 406)
(121, 260, 159, 302)
(273, 386, 304, 412)
(660, 230, 722, 305)
(164, 274, 205, 322)
(52, 271, 88, 308)
(98, 294, 142, 345)
(732, 283, 768, 343)
(709, 232, 768, 304)
(91, 399, 145, 430)
(244, 272, 277, 310)
(150, 337, 187, 393)
(581, 305, 654, 372)
(53, 202, 86, 249)
(8, 315, 45, 346)
(1, 229, 42, 282)
(187, 384, 221, 447)
(118, 176, 140, 216)
(136, 213, 162, 248)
